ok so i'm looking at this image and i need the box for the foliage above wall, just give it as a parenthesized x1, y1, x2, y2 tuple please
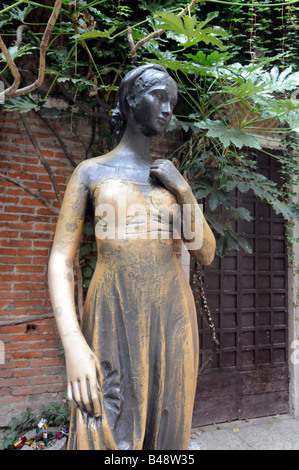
(0, 0, 299, 260)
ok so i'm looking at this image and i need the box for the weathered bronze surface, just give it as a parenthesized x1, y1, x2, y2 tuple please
(48, 64, 216, 450)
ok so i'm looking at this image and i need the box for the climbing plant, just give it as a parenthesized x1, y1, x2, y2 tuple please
(0, 0, 298, 265)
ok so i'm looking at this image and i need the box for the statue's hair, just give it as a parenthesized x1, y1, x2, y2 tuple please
(111, 63, 172, 138)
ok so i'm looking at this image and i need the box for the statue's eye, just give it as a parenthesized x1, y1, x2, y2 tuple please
(153, 90, 165, 100)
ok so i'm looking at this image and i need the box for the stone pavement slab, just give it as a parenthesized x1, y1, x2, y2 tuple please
(189, 414, 299, 450)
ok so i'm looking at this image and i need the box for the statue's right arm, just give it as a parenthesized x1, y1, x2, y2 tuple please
(48, 163, 102, 417)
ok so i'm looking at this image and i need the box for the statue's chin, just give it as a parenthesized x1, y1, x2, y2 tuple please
(141, 124, 166, 138)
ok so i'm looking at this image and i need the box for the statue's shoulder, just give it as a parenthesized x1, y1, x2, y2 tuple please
(71, 155, 111, 188)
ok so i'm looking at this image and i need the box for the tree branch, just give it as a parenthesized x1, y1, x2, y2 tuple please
(34, 110, 77, 168)
(57, 82, 107, 118)
(0, 37, 21, 99)
(19, 113, 63, 205)
(0, 172, 60, 215)
(1, 0, 63, 99)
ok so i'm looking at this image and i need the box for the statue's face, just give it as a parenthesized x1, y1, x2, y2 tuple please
(129, 73, 177, 137)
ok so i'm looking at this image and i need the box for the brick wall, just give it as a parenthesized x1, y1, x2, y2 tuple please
(0, 107, 183, 434)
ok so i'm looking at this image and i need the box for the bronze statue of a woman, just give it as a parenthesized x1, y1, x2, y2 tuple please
(48, 64, 215, 450)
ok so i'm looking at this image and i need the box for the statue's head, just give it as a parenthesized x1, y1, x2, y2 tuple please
(112, 64, 177, 139)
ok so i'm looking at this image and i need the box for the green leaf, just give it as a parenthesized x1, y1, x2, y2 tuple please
(284, 110, 299, 134)
(83, 267, 93, 278)
(224, 225, 253, 254)
(194, 120, 262, 150)
(73, 27, 115, 41)
(155, 11, 190, 37)
(205, 214, 225, 236)
(4, 96, 46, 114)
(231, 207, 253, 222)
(55, 75, 96, 87)
(224, 180, 238, 191)
(7, 5, 37, 23)
(154, 11, 228, 49)
(194, 188, 213, 198)
(0, 44, 37, 63)
(221, 81, 267, 99)
(272, 199, 299, 220)
(167, 114, 180, 132)
(148, 50, 201, 75)
(80, 245, 92, 256)
(209, 192, 219, 211)
(184, 50, 234, 66)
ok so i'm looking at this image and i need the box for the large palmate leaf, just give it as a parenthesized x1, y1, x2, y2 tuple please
(4, 95, 46, 113)
(0, 44, 37, 63)
(284, 110, 299, 134)
(154, 11, 228, 49)
(205, 214, 253, 256)
(6, 4, 37, 22)
(194, 120, 262, 149)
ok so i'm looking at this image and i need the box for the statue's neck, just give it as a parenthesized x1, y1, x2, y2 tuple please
(115, 123, 153, 167)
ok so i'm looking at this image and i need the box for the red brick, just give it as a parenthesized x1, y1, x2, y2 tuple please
(1, 256, 32, 264)
(1, 377, 29, 387)
(41, 150, 54, 157)
(23, 165, 48, 174)
(19, 197, 45, 207)
(0, 265, 14, 272)
(12, 138, 31, 145)
(33, 240, 52, 248)
(30, 358, 63, 367)
(29, 375, 63, 386)
(0, 144, 20, 153)
(0, 230, 20, 238)
(0, 248, 17, 256)
(0, 196, 19, 204)
(0, 240, 32, 248)
(14, 283, 45, 291)
(0, 359, 28, 369)
(37, 207, 60, 215)
(0, 396, 24, 405)
(13, 351, 43, 360)
(20, 214, 49, 222)
(4, 205, 35, 214)
(12, 383, 65, 396)
(0, 283, 14, 291)
(0, 369, 13, 378)
(1, 213, 17, 221)
(0, 325, 26, 334)
(14, 368, 45, 377)
(14, 332, 41, 343)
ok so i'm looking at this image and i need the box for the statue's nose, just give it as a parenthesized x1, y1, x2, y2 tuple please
(162, 101, 172, 116)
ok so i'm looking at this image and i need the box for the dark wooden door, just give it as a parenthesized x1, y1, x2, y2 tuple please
(192, 153, 289, 426)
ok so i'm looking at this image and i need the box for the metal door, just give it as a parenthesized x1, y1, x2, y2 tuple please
(192, 153, 289, 426)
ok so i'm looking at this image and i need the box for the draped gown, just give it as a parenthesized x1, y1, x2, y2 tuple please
(67, 162, 199, 450)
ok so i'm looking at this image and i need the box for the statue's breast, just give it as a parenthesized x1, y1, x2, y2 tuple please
(93, 178, 180, 241)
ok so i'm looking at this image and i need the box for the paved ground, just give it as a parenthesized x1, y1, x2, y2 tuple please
(189, 413, 299, 450)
